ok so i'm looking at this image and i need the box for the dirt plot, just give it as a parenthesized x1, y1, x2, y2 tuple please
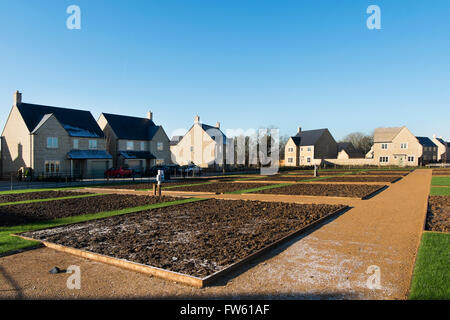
(22, 199, 346, 278)
(0, 191, 90, 204)
(357, 171, 410, 176)
(426, 196, 450, 232)
(250, 183, 385, 198)
(166, 182, 276, 193)
(0, 195, 178, 226)
(432, 171, 450, 176)
(248, 175, 316, 182)
(320, 176, 401, 183)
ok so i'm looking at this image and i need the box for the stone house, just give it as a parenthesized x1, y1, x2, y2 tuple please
(284, 127, 338, 166)
(337, 142, 365, 159)
(416, 137, 438, 165)
(170, 116, 227, 168)
(432, 135, 449, 163)
(97, 112, 171, 173)
(372, 126, 437, 166)
(1, 91, 112, 178)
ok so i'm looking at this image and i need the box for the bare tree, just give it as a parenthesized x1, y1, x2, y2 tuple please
(340, 132, 373, 154)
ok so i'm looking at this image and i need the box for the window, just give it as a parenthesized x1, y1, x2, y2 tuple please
(156, 159, 165, 166)
(300, 148, 303, 151)
(379, 156, 389, 163)
(408, 156, 414, 162)
(126, 141, 134, 150)
(89, 140, 97, 150)
(47, 137, 58, 149)
(307, 147, 312, 152)
(307, 157, 311, 163)
(288, 147, 294, 153)
(45, 160, 60, 174)
(140, 141, 145, 151)
(288, 157, 293, 163)
(73, 139, 79, 149)
(190, 146, 194, 152)
(157, 142, 164, 151)
(381, 143, 388, 150)
(400, 143, 408, 149)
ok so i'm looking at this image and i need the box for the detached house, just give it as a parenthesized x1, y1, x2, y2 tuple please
(337, 142, 365, 159)
(170, 116, 227, 168)
(432, 135, 449, 163)
(284, 128, 338, 166)
(1, 91, 112, 178)
(372, 126, 437, 166)
(97, 112, 171, 173)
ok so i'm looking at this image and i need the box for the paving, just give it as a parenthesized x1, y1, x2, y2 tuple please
(0, 170, 431, 299)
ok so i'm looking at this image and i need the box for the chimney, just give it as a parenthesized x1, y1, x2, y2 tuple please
(14, 90, 22, 106)
(298, 127, 302, 134)
(194, 115, 200, 124)
(433, 134, 436, 139)
(215, 122, 220, 129)
(146, 111, 153, 120)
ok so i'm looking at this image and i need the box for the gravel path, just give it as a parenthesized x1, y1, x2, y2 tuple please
(0, 170, 431, 299)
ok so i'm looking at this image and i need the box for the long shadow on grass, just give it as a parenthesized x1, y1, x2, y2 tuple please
(205, 206, 353, 288)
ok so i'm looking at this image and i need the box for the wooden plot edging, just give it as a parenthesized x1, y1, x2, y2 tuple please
(15, 205, 350, 288)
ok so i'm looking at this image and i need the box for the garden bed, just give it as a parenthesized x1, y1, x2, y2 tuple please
(433, 171, 450, 176)
(248, 175, 317, 182)
(20, 199, 346, 284)
(0, 194, 178, 226)
(166, 182, 275, 194)
(426, 196, 450, 233)
(250, 183, 385, 199)
(320, 176, 401, 183)
(0, 191, 89, 204)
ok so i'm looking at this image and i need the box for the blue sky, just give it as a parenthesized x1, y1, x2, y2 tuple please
(0, 0, 449, 140)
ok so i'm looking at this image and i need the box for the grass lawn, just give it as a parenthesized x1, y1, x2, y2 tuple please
(0, 197, 204, 256)
(409, 232, 450, 300)
(431, 176, 450, 186)
(0, 193, 105, 207)
(228, 183, 293, 194)
(430, 187, 450, 196)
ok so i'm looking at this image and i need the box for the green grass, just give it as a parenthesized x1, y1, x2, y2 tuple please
(431, 176, 450, 186)
(409, 232, 450, 300)
(0, 193, 105, 207)
(227, 183, 293, 194)
(430, 187, 450, 196)
(0, 197, 205, 256)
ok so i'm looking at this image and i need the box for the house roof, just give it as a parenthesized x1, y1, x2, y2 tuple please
(119, 151, 156, 159)
(17, 103, 104, 138)
(67, 150, 112, 160)
(170, 136, 183, 146)
(200, 123, 227, 144)
(291, 129, 328, 146)
(338, 142, 365, 158)
(373, 127, 404, 143)
(416, 136, 437, 147)
(101, 113, 161, 141)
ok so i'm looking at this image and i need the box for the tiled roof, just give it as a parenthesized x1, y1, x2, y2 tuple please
(373, 127, 404, 143)
(67, 150, 112, 160)
(17, 103, 104, 138)
(101, 113, 161, 141)
(416, 136, 437, 147)
(119, 151, 156, 159)
(291, 129, 328, 146)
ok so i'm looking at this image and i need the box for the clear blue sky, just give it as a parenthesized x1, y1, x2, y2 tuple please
(1, 0, 449, 140)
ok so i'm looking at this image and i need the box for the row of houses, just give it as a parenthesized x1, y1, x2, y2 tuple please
(284, 126, 449, 167)
(1, 91, 449, 178)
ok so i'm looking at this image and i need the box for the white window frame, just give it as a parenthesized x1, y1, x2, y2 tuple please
(287, 157, 293, 163)
(400, 143, 408, 149)
(379, 156, 389, 163)
(381, 143, 388, 150)
(126, 141, 134, 150)
(45, 160, 60, 174)
(407, 156, 414, 162)
(157, 142, 164, 151)
(140, 141, 145, 151)
(307, 157, 311, 163)
(89, 140, 97, 150)
(73, 139, 79, 149)
(46, 137, 58, 149)
(288, 147, 294, 153)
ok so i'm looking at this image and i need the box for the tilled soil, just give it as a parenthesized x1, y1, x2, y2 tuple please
(246, 175, 316, 181)
(0, 194, 178, 226)
(166, 182, 275, 193)
(95, 179, 237, 190)
(426, 196, 450, 232)
(432, 171, 450, 176)
(320, 176, 401, 183)
(0, 191, 89, 204)
(357, 171, 410, 176)
(250, 183, 384, 198)
(22, 199, 346, 278)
